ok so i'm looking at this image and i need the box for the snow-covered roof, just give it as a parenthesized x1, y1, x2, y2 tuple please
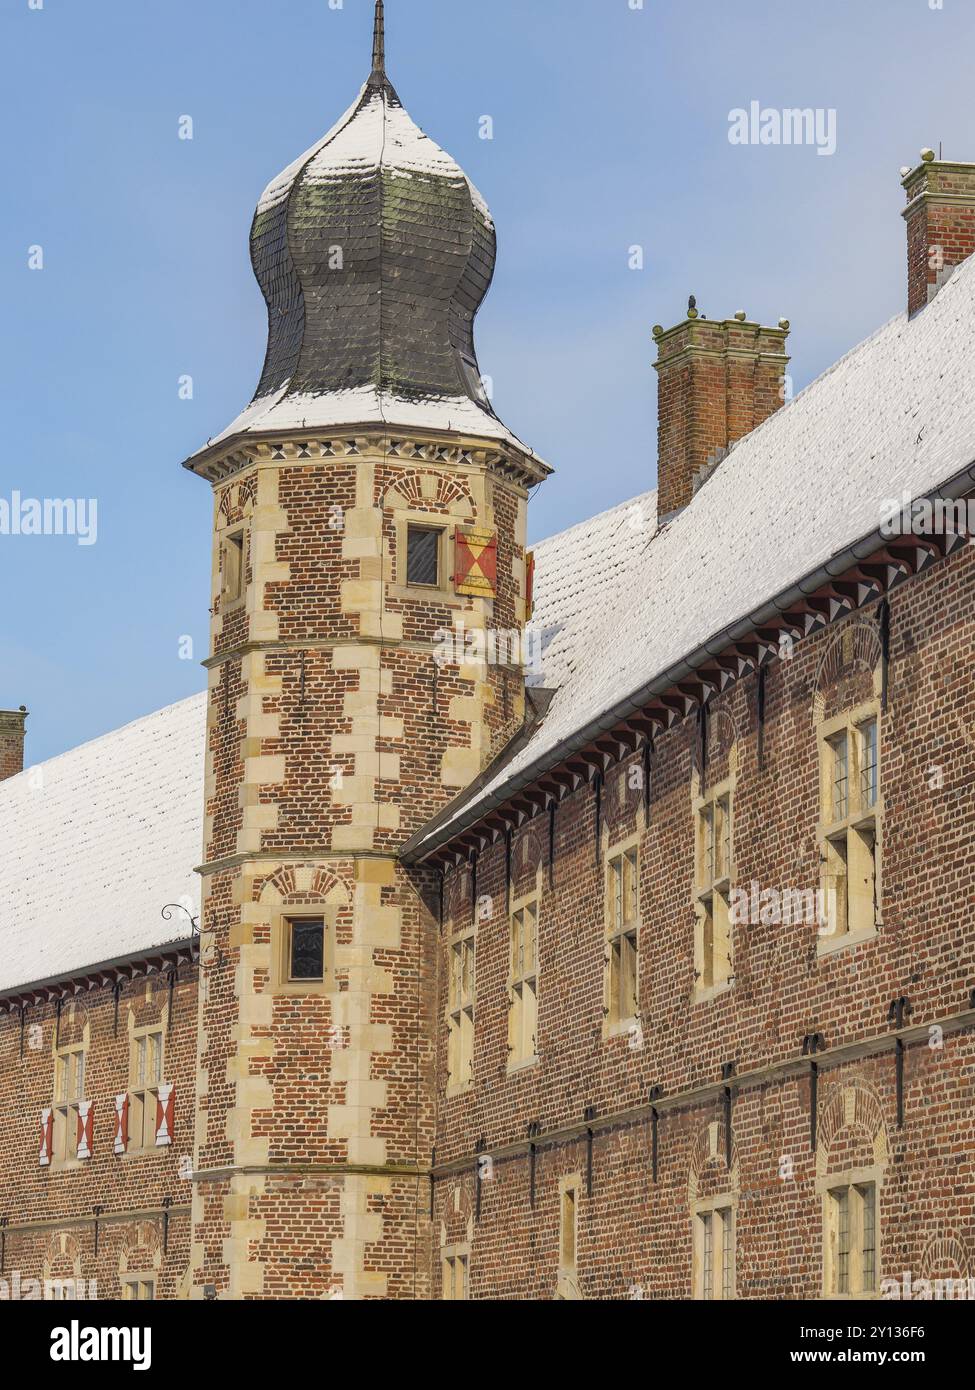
(0, 694, 206, 994)
(409, 254, 975, 856)
(529, 491, 657, 692)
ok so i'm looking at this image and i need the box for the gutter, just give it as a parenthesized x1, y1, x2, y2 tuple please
(403, 458, 975, 864)
(0, 935, 199, 1011)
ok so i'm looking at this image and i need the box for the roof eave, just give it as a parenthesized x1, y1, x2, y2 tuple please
(402, 454, 975, 864)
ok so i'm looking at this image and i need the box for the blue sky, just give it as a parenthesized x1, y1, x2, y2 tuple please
(2, 0, 974, 763)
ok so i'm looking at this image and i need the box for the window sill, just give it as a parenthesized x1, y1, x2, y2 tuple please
(388, 582, 463, 607)
(604, 1016, 639, 1041)
(446, 1083, 473, 1100)
(506, 1056, 539, 1076)
(220, 596, 246, 616)
(122, 1147, 167, 1162)
(692, 979, 733, 1006)
(817, 926, 878, 958)
(49, 1160, 85, 1174)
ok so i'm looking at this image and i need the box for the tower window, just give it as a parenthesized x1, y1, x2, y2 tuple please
(406, 525, 441, 588)
(288, 918, 325, 981)
(222, 530, 245, 606)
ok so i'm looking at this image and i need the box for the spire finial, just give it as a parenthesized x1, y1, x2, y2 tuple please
(372, 0, 385, 76)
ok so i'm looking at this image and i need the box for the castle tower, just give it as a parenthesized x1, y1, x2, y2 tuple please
(183, 2, 547, 1299)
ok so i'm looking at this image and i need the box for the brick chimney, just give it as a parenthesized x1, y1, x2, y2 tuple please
(0, 707, 28, 781)
(653, 305, 790, 521)
(903, 150, 975, 315)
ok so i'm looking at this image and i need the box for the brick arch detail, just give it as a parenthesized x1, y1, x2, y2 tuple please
(811, 618, 883, 725)
(43, 1231, 82, 1283)
(815, 1077, 889, 1180)
(687, 1118, 740, 1205)
(255, 865, 351, 907)
(918, 1232, 971, 1281)
(380, 470, 474, 512)
(117, 1220, 164, 1277)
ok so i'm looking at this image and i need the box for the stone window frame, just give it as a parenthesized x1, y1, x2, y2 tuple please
(392, 509, 456, 602)
(603, 830, 641, 1038)
(445, 922, 476, 1097)
(126, 1017, 166, 1157)
(692, 774, 735, 1002)
(219, 522, 248, 614)
(816, 699, 883, 957)
(691, 1192, 737, 1301)
(441, 1243, 471, 1301)
(507, 887, 540, 1073)
(557, 1173, 582, 1300)
(818, 1164, 883, 1299)
(121, 1273, 157, 1301)
(51, 1033, 88, 1171)
(270, 906, 337, 997)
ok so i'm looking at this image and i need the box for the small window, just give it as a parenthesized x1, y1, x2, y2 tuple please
(442, 1248, 469, 1301)
(222, 530, 245, 605)
(508, 900, 539, 1067)
(129, 1027, 164, 1153)
(695, 785, 734, 993)
(288, 918, 325, 982)
(696, 1204, 734, 1300)
(447, 932, 475, 1091)
(53, 1044, 86, 1166)
(819, 706, 880, 943)
(122, 1277, 156, 1301)
(826, 1181, 877, 1295)
(606, 848, 639, 1027)
(406, 526, 441, 588)
(556, 1178, 582, 1299)
(560, 1185, 577, 1273)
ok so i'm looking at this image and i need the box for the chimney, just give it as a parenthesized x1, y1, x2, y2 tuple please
(903, 149, 975, 315)
(0, 707, 28, 781)
(653, 304, 790, 521)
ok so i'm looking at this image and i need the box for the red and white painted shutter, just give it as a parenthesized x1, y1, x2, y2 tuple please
(39, 1108, 53, 1167)
(155, 1083, 175, 1147)
(113, 1093, 129, 1155)
(453, 528, 498, 598)
(76, 1100, 94, 1160)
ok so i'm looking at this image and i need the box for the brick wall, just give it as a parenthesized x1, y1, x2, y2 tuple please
(429, 539, 975, 1298)
(0, 969, 198, 1300)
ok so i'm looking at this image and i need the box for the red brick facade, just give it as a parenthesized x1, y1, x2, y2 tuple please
(0, 968, 197, 1300)
(427, 547, 975, 1298)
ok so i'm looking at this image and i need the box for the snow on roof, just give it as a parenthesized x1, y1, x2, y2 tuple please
(0, 693, 206, 994)
(412, 255, 975, 854)
(530, 490, 656, 691)
(203, 384, 536, 457)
